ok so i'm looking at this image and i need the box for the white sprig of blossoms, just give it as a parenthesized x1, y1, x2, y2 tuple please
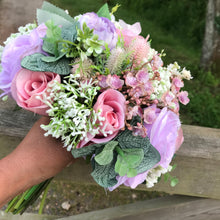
(145, 165, 172, 188)
(39, 73, 106, 151)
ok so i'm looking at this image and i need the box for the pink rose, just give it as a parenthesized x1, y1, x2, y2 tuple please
(11, 68, 61, 115)
(77, 89, 126, 148)
(92, 89, 126, 143)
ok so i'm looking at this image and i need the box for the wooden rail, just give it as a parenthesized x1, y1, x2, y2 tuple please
(0, 99, 220, 200)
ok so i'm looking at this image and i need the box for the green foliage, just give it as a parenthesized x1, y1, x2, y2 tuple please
(21, 53, 70, 75)
(115, 147, 144, 177)
(37, 1, 75, 28)
(72, 124, 160, 188)
(163, 172, 179, 187)
(117, 129, 161, 174)
(95, 141, 118, 165)
(91, 150, 118, 188)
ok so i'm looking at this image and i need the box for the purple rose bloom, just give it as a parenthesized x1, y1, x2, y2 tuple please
(109, 106, 183, 191)
(0, 24, 47, 96)
(78, 12, 118, 50)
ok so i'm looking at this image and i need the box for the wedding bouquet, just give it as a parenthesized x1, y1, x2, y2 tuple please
(0, 1, 192, 214)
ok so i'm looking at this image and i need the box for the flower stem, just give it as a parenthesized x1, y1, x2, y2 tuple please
(38, 179, 52, 215)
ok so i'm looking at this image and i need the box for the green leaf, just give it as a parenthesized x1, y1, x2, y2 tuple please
(97, 3, 111, 20)
(116, 129, 161, 174)
(115, 148, 144, 177)
(41, 54, 65, 63)
(42, 40, 57, 56)
(91, 150, 118, 188)
(37, 9, 74, 28)
(115, 155, 128, 176)
(21, 53, 70, 75)
(127, 168, 138, 178)
(43, 20, 63, 57)
(61, 23, 78, 42)
(95, 141, 118, 165)
(163, 173, 170, 183)
(170, 177, 179, 187)
(41, 1, 75, 24)
(37, 1, 75, 28)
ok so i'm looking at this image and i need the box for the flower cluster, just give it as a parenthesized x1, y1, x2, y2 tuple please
(0, 2, 192, 191)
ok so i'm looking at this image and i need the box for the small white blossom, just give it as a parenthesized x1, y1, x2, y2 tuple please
(181, 68, 192, 80)
(40, 73, 104, 150)
(146, 165, 173, 188)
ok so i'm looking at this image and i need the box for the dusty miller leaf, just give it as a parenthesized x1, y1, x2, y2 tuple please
(91, 147, 118, 188)
(21, 53, 70, 75)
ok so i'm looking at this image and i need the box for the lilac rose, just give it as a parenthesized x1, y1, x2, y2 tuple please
(78, 12, 118, 50)
(109, 106, 183, 191)
(0, 24, 47, 96)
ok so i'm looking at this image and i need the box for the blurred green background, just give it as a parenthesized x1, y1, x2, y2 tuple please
(49, 0, 220, 129)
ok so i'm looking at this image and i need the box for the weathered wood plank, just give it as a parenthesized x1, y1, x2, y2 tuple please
(0, 211, 57, 220)
(1, 133, 220, 199)
(0, 100, 40, 137)
(0, 0, 44, 44)
(57, 195, 220, 220)
(0, 105, 220, 199)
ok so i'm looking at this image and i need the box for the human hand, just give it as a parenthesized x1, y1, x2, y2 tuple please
(0, 116, 74, 208)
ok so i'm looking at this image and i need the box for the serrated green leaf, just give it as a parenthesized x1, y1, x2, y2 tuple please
(97, 3, 111, 20)
(95, 141, 118, 166)
(21, 53, 70, 75)
(45, 20, 62, 41)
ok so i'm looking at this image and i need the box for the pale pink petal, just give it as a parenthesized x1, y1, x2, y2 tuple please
(106, 75, 124, 89)
(178, 91, 190, 105)
(136, 70, 149, 83)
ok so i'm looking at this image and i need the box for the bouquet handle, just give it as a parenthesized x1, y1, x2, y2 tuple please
(5, 178, 53, 215)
